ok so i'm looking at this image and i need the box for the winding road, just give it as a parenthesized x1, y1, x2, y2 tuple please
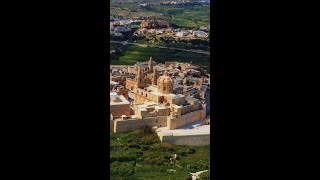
(110, 40, 210, 55)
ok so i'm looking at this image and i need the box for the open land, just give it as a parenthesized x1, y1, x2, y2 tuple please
(110, 1, 210, 29)
(110, 43, 210, 72)
(110, 128, 210, 180)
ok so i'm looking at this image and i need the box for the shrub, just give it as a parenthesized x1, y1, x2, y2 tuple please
(176, 148, 189, 156)
(141, 134, 156, 145)
(188, 148, 196, 154)
(110, 162, 134, 177)
(199, 171, 210, 179)
(110, 150, 140, 162)
(153, 142, 173, 151)
(143, 158, 158, 164)
(130, 127, 160, 145)
(140, 145, 149, 151)
(128, 142, 140, 149)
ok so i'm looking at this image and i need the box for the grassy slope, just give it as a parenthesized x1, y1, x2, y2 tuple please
(110, 128, 210, 180)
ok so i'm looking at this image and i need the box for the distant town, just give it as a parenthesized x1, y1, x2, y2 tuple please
(110, 0, 210, 51)
(110, 18, 209, 38)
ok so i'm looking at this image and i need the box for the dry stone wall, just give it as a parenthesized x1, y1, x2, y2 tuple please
(161, 134, 210, 146)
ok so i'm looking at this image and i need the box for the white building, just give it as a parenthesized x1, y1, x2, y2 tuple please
(193, 31, 208, 38)
(176, 31, 188, 37)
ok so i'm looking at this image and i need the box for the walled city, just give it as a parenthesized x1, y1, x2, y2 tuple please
(110, 57, 210, 145)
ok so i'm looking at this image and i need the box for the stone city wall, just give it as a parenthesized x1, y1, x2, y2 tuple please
(160, 134, 210, 146)
(176, 109, 206, 129)
(110, 103, 130, 117)
(113, 116, 167, 133)
(110, 120, 115, 132)
(181, 103, 199, 115)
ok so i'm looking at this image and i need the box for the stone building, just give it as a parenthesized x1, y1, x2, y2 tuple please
(157, 71, 173, 94)
(110, 92, 130, 118)
(125, 57, 156, 91)
(141, 20, 170, 29)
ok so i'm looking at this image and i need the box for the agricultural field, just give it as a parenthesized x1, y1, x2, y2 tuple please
(110, 1, 210, 29)
(110, 44, 210, 71)
(110, 1, 165, 19)
(148, 5, 210, 28)
(110, 127, 210, 180)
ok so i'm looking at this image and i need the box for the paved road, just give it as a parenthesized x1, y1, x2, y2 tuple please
(110, 41, 210, 55)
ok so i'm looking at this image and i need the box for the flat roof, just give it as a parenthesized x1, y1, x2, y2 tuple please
(185, 96, 199, 102)
(165, 93, 184, 99)
(150, 90, 163, 97)
(110, 92, 130, 105)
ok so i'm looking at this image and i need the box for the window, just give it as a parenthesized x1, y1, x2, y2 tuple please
(163, 86, 166, 91)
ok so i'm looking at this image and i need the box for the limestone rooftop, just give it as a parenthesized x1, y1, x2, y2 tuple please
(165, 93, 185, 99)
(137, 102, 158, 109)
(110, 81, 118, 85)
(146, 85, 158, 92)
(150, 90, 164, 96)
(185, 96, 200, 102)
(110, 92, 130, 105)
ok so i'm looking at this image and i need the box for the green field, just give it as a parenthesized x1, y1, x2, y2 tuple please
(149, 5, 210, 28)
(110, 127, 210, 180)
(110, 2, 210, 29)
(110, 44, 210, 70)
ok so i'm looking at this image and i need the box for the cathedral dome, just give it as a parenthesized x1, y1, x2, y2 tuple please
(157, 71, 173, 83)
(157, 71, 173, 94)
